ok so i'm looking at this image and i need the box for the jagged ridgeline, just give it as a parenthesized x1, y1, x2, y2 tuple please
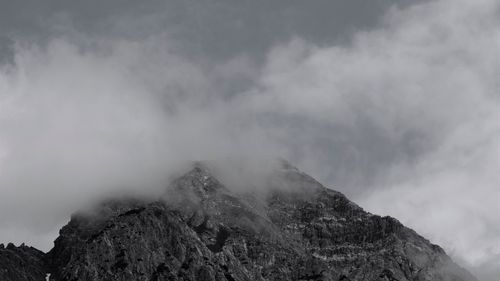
(1, 162, 477, 281)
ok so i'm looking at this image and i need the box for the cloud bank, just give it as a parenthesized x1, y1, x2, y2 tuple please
(0, 37, 284, 250)
(0, 0, 499, 279)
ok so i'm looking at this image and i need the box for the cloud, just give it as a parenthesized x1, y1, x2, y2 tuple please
(0, 37, 283, 250)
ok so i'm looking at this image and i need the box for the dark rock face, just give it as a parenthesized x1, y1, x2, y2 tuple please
(0, 243, 46, 281)
(2, 163, 478, 281)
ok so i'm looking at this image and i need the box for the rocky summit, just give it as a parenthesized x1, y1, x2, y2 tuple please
(1, 162, 478, 281)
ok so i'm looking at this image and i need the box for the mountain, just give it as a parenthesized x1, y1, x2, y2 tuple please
(1, 162, 478, 281)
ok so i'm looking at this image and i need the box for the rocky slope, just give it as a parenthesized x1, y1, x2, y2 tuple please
(0, 243, 46, 281)
(2, 162, 478, 281)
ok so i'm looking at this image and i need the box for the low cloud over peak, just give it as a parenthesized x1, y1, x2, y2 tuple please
(0, 0, 499, 280)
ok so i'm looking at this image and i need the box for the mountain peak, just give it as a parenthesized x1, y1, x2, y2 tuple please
(166, 163, 227, 202)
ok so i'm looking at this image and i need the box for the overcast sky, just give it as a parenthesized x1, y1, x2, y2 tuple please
(0, 0, 499, 280)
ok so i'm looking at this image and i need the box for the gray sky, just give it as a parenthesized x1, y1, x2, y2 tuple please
(0, 0, 499, 280)
(0, 0, 414, 62)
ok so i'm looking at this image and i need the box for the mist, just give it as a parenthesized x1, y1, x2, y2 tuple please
(0, 0, 499, 280)
(0, 37, 285, 250)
